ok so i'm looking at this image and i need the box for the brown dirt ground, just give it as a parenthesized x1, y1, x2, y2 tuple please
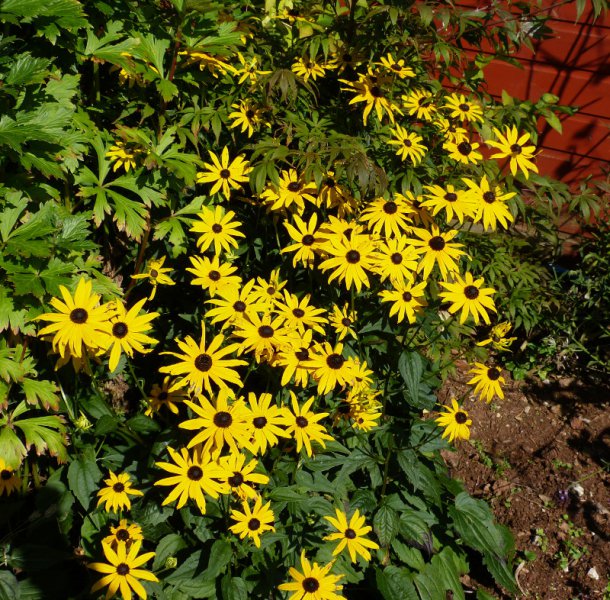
(440, 363, 610, 599)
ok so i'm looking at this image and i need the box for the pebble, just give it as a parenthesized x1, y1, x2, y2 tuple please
(587, 567, 599, 580)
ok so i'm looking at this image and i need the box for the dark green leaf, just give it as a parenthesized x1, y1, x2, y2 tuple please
(67, 456, 102, 509)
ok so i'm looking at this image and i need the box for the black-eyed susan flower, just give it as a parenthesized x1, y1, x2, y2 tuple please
(318, 172, 356, 216)
(340, 69, 400, 125)
(373, 236, 419, 283)
(274, 290, 328, 335)
(179, 50, 236, 77)
(351, 401, 382, 432)
(186, 255, 242, 297)
(245, 392, 290, 454)
(229, 496, 275, 548)
(145, 376, 186, 416)
(347, 358, 374, 395)
(232, 312, 295, 363)
(260, 169, 317, 214)
(159, 326, 246, 395)
(0, 459, 20, 496)
(378, 52, 415, 79)
(278, 550, 344, 600)
(318, 233, 377, 292)
(435, 398, 472, 442)
(233, 52, 271, 85)
(463, 175, 516, 231)
(408, 225, 466, 280)
(100, 299, 159, 373)
(229, 100, 262, 138)
(402, 88, 437, 121)
(444, 93, 484, 123)
(218, 452, 269, 500)
(476, 321, 516, 352)
(439, 272, 497, 325)
(324, 508, 379, 563)
(154, 447, 227, 514)
(421, 183, 476, 225)
(97, 471, 143, 513)
(89, 540, 157, 600)
(316, 216, 367, 251)
(196, 147, 252, 199)
(106, 141, 139, 173)
(282, 392, 333, 457)
(434, 116, 469, 145)
(273, 328, 314, 388)
(103, 519, 143, 550)
(205, 279, 265, 330)
(359, 196, 415, 238)
(444, 138, 483, 165)
(305, 342, 354, 396)
(291, 57, 330, 82)
(379, 278, 428, 324)
(190, 206, 245, 255)
(249, 268, 287, 307)
(35, 277, 111, 359)
(387, 124, 427, 165)
(486, 125, 538, 179)
(281, 213, 321, 268)
(467, 363, 505, 403)
(329, 303, 357, 341)
(180, 391, 252, 455)
(131, 256, 175, 300)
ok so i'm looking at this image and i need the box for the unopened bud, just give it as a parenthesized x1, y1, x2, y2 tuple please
(165, 556, 178, 569)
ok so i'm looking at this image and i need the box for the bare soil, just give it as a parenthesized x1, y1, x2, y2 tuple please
(441, 363, 610, 599)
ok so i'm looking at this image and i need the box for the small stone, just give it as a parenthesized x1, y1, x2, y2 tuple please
(568, 482, 585, 500)
(587, 567, 599, 580)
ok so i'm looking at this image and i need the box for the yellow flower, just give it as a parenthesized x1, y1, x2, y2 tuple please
(439, 272, 497, 325)
(408, 225, 466, 280)
(378, 52, 415, 78)
(463, 176, 516, 231)
(97, 471, 143, 513)
(359, 196, 415, 238)
(305, 342, 355, 396)
(329, 303, 357, 341)
(421, 183, 476, 225)
(232, 312, 295, 363)
(372, 236, 419, 284)
(281, 213, 321, 268)
(245, 392, 290, 454)
(467, 363, 505, 403)
(131, 256, 175, 300)
(0, 458, 20, 496)
(444, 138, 483, 165)
(278, 550, 344, 600)
(379, 278, 428, 324)
(486, 125, 538, 179)
(145, 376, 186, 416)
(229, 100, 263, 138)
(435, 398, 472, 442)
(402, 89, 437, 121)
(205, 279, 266, 330)
(341, 69, 401, 125)
(292, 57, 331, 82)
(218, 452, 269, 500)
(273, 290, 328, 335)
(324, 508, 379, 562)
(196, 147, 252, 199)
(103, 519, 144, 550)
(477, 321, 516, 352)
(186, 254, 242, 297)
(387, 124, 427, 164)
(233, 52, 271, 85)
(281, 392, 333, 457)
(229, 496, 275, 548)
(106, 141, 139, 172)
(273, 328, 315, 388)
(444, 93, 484, 123)
(89, 540, 158, 600)
(179, 50, 236, 77)
(260, 168, 317, 214)
(190, 205, 245, 255)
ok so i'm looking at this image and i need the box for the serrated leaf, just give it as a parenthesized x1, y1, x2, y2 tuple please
(14, 413, 68, 463)
(221, 575, 247, 600)
(22, 378, 60, 410)
(67, 456, 103, 510)
(153, 534, 187, 570)
(373, 504, 399, 547)
(376, 566, 418, 600)
(398, 351, 424, 407)
(0, 425, 27, 469)
(4, 53, 50, 87)
(0, 570, 19, 600)
(413, 547, 467, 600)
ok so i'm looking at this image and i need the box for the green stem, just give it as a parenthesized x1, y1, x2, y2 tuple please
(127, 358, 148, 404)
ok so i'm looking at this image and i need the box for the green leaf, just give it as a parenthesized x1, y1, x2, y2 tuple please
(221, 575, 248, 600)
(0, 0, 87, 29)
(544, 111, 562, 134)
(373, 504, 399, 547)
(67, 455, 103, 509)
(376, 566, 418, 600)
(413, 547, 467, 600)
(396, 450, 442, 505)
(0, 425, 27, 469)
(0, 570, 19, 600)
(4, 53, 50, 87)
(127, 415, 161, 434)
(398, 351, 424, 408)
(153, 534, 187, 570)
(14, 414, 68, 462)
(22, 378, 60, 410)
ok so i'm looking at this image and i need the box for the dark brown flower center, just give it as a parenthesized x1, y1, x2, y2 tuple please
(252, 416, 267, 429)
(383, 201, 398, 214)
(292, 308, 305, 318)
(390, 252, 403, 265)
(301, 234, 315, 246)
(208, 270, 221, 282)
(70, 308, 88, 324)
(403, 139, 412, 147)
(258, 325, 274, 338)
(345, 528, 357, 539)
(444, 192, 457, 202)
(187, 466, 203, 481)
(112, 322, 128, 338)
(457, 142, 472, 155)
(390, 63, 401, 71)
(113, 483, 125, 493)
(295, 416, 308, 428)
(1, 470, 12, 480)
(370, 86, 382, 98)
(326, 353, 345, 369)
(464, 285, 479, 299)
(233, 300, 246, 312)
(266, 286, 276, 295)
(338, 402, 351, 414)
(220, 169, 231, 179)
(116, 563, 130, 576)
(150, 269, 159, 278)
(116, 528, 130, 542)
(402, 291, 413, 301)
(195, 354, 213, 372)
(510, 143, 522, 154)
(295, 348, 309, 361)
(428, 235, 445, 251)
(214, 411, 232, 428)
(245, 109, 255, 118)
(346, 250, 360, 264)
(459, 103, 470, 112)
(212, 224, 223, 233)
(228, 471, 244, 487)
(483, 191, 496, 204)
(287, 181, 302, 193)
(302, 577, 320, 593)
(343, 53, 352, 62)
(325, 177, 336, 188)
(455, 411, 468, 424)
(248, 518, 261, 531)
(158, 391, 168, 401)
(487, 367, 501, 380)
(341, 317, 351, 327)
